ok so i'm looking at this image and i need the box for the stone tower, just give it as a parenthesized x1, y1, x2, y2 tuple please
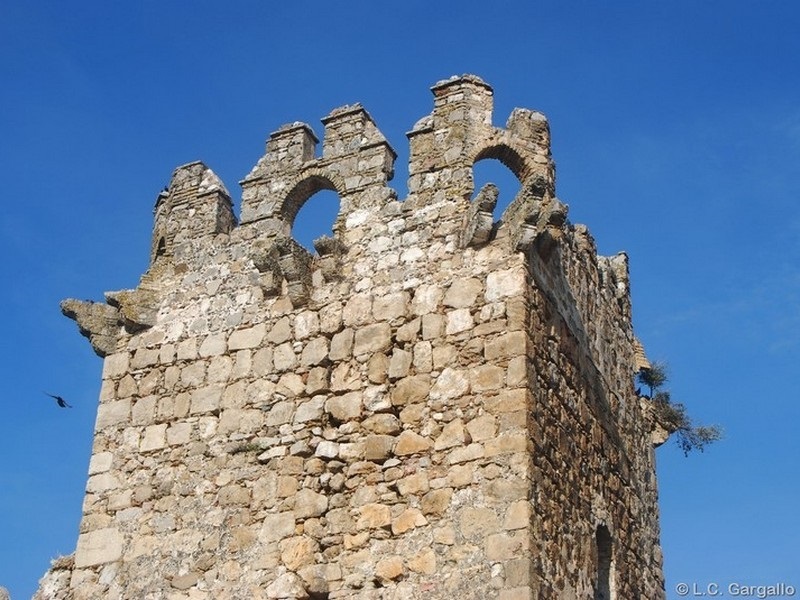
(41, 75, 667, 599)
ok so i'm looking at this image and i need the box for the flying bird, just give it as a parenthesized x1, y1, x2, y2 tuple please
(44, 392, 72, 408)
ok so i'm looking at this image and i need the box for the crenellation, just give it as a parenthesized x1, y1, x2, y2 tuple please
(44, 76, 669, 600)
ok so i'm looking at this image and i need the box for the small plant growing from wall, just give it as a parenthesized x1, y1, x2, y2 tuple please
(638, 362, 722, 455)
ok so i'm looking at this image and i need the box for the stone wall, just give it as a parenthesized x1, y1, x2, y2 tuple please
(40, 75, 666, 599)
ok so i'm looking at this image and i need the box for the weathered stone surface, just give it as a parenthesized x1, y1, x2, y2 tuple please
(49, 76, 668, 600)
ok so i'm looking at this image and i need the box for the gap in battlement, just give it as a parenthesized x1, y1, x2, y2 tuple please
(292, 188, 340, 252)
(472, 157, 522, 222)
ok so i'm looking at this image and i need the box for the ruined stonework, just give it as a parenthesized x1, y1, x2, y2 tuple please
(42, 75, 667, 599)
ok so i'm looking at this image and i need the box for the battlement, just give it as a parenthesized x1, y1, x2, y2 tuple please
(47, 76, 667, 599)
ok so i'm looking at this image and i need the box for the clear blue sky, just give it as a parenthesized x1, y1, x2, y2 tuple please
(2, 2, 798, 598)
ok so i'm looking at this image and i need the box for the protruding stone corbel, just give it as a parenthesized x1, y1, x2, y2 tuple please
(461, 183, 499, 248)
(313, 235, 347, 281)
(275, 237, 313, 306)
(60, 299, 122, 358)
(105, 289, 158, 332)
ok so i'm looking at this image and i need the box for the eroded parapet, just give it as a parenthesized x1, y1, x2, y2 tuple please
(151, 161, 236, 266)
(240, 105, 397, 240)
(408, 75, 556, 216)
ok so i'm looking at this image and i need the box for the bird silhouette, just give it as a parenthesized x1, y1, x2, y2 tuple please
(44, 392, 72, 408)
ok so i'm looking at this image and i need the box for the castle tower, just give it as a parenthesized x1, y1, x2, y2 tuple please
(41, 76, 667, 599)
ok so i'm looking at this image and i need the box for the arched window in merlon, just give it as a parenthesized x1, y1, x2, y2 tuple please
(291, 188, 341, 254)
(463, 156, 522, 247)
(595, 524, 614, 600)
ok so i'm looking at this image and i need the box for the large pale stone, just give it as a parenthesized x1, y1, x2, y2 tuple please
(280, 536, 319, 570)
(429, 367, 470, 401)
(357, 503, 391, 529)
(391, 375, 430, 406)
(443, 278, 482, 308)
(325, 392, 362, 421)
(228, 323, 266, 350)
(485, 267, 526, 301)
(294, 489, 329, 519)
(75, 528, 124, 568)
(394, 430, 432, 455)
(353, 322, 392, 356)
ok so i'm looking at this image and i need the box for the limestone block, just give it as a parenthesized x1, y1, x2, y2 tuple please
(277, 372, 305, 397)
(396, 473, 430, 496)
(395, 317, 420, 342)
(75, 527, 124, 568)
(504, 500, 531, 530)
(295, 396, 325, 424)
(199, 332, 227, 357)
(140, 424, 167, 452)
(325, 392, 362, 422)
(362, 413, 401, 434)
(189, 385, 222, 415)
(280, 535, 319, 570)
(367, 353, 389, 383)
(459, 506, 500, 540)
(330, 362, 361, 391)
(434, 419, 470, 450)
(388, 349, 412, 380)
(342, 294, 372, 326)
(373, 291, 410, 322)
(375, 556, 405, 582)
(447, 464, 473, 488)
(484, 331, 527, 360)
(251, 347, 273, 377)
(266, 401, 295, 426)
(445, 308, 474, 335)
(391, 375, 430, 406)
(407, 547, 436, 574)
(485, 531, 529, 561)
(315, 440, 340, 459)
(447, 443, 485, 464)
(430, 367, 470, 401)
(364, 435, 395, 461)
(443, 278, 483, 308)
(484, 432, 529, 457)
(485, 267, 526, 301)
(273, 342, 297, 371)
(294, 310, 320, 340)
(176, 337, 197, 361)
(465, 414, 498, 442)
(421, 488, 452, 516)
(470, 364, 505, 391)
(131, 347, 159, 370)
(306, 368, 329, 395)
(167, 422, 192, 446)
(131, 395, 156, 426)
(329, 328, 354, 361)
(102, 351, 130, 380)
(394, 431, 432, 455)
(266, 573, 306, 599)
(294, 489, 329, 519)
(260, 512, 296, 543)
(301, 337, 330, 366)
(267, 317, 292, 344)
(391, 508, 428, 535)
(353, 322, 392, 356)
(88, 451, 113, 475)
(228, 323, 267, 351)
(357, 503, 391, 529)
(411, 283, 443, 315)
(421, 313, 444, 340)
